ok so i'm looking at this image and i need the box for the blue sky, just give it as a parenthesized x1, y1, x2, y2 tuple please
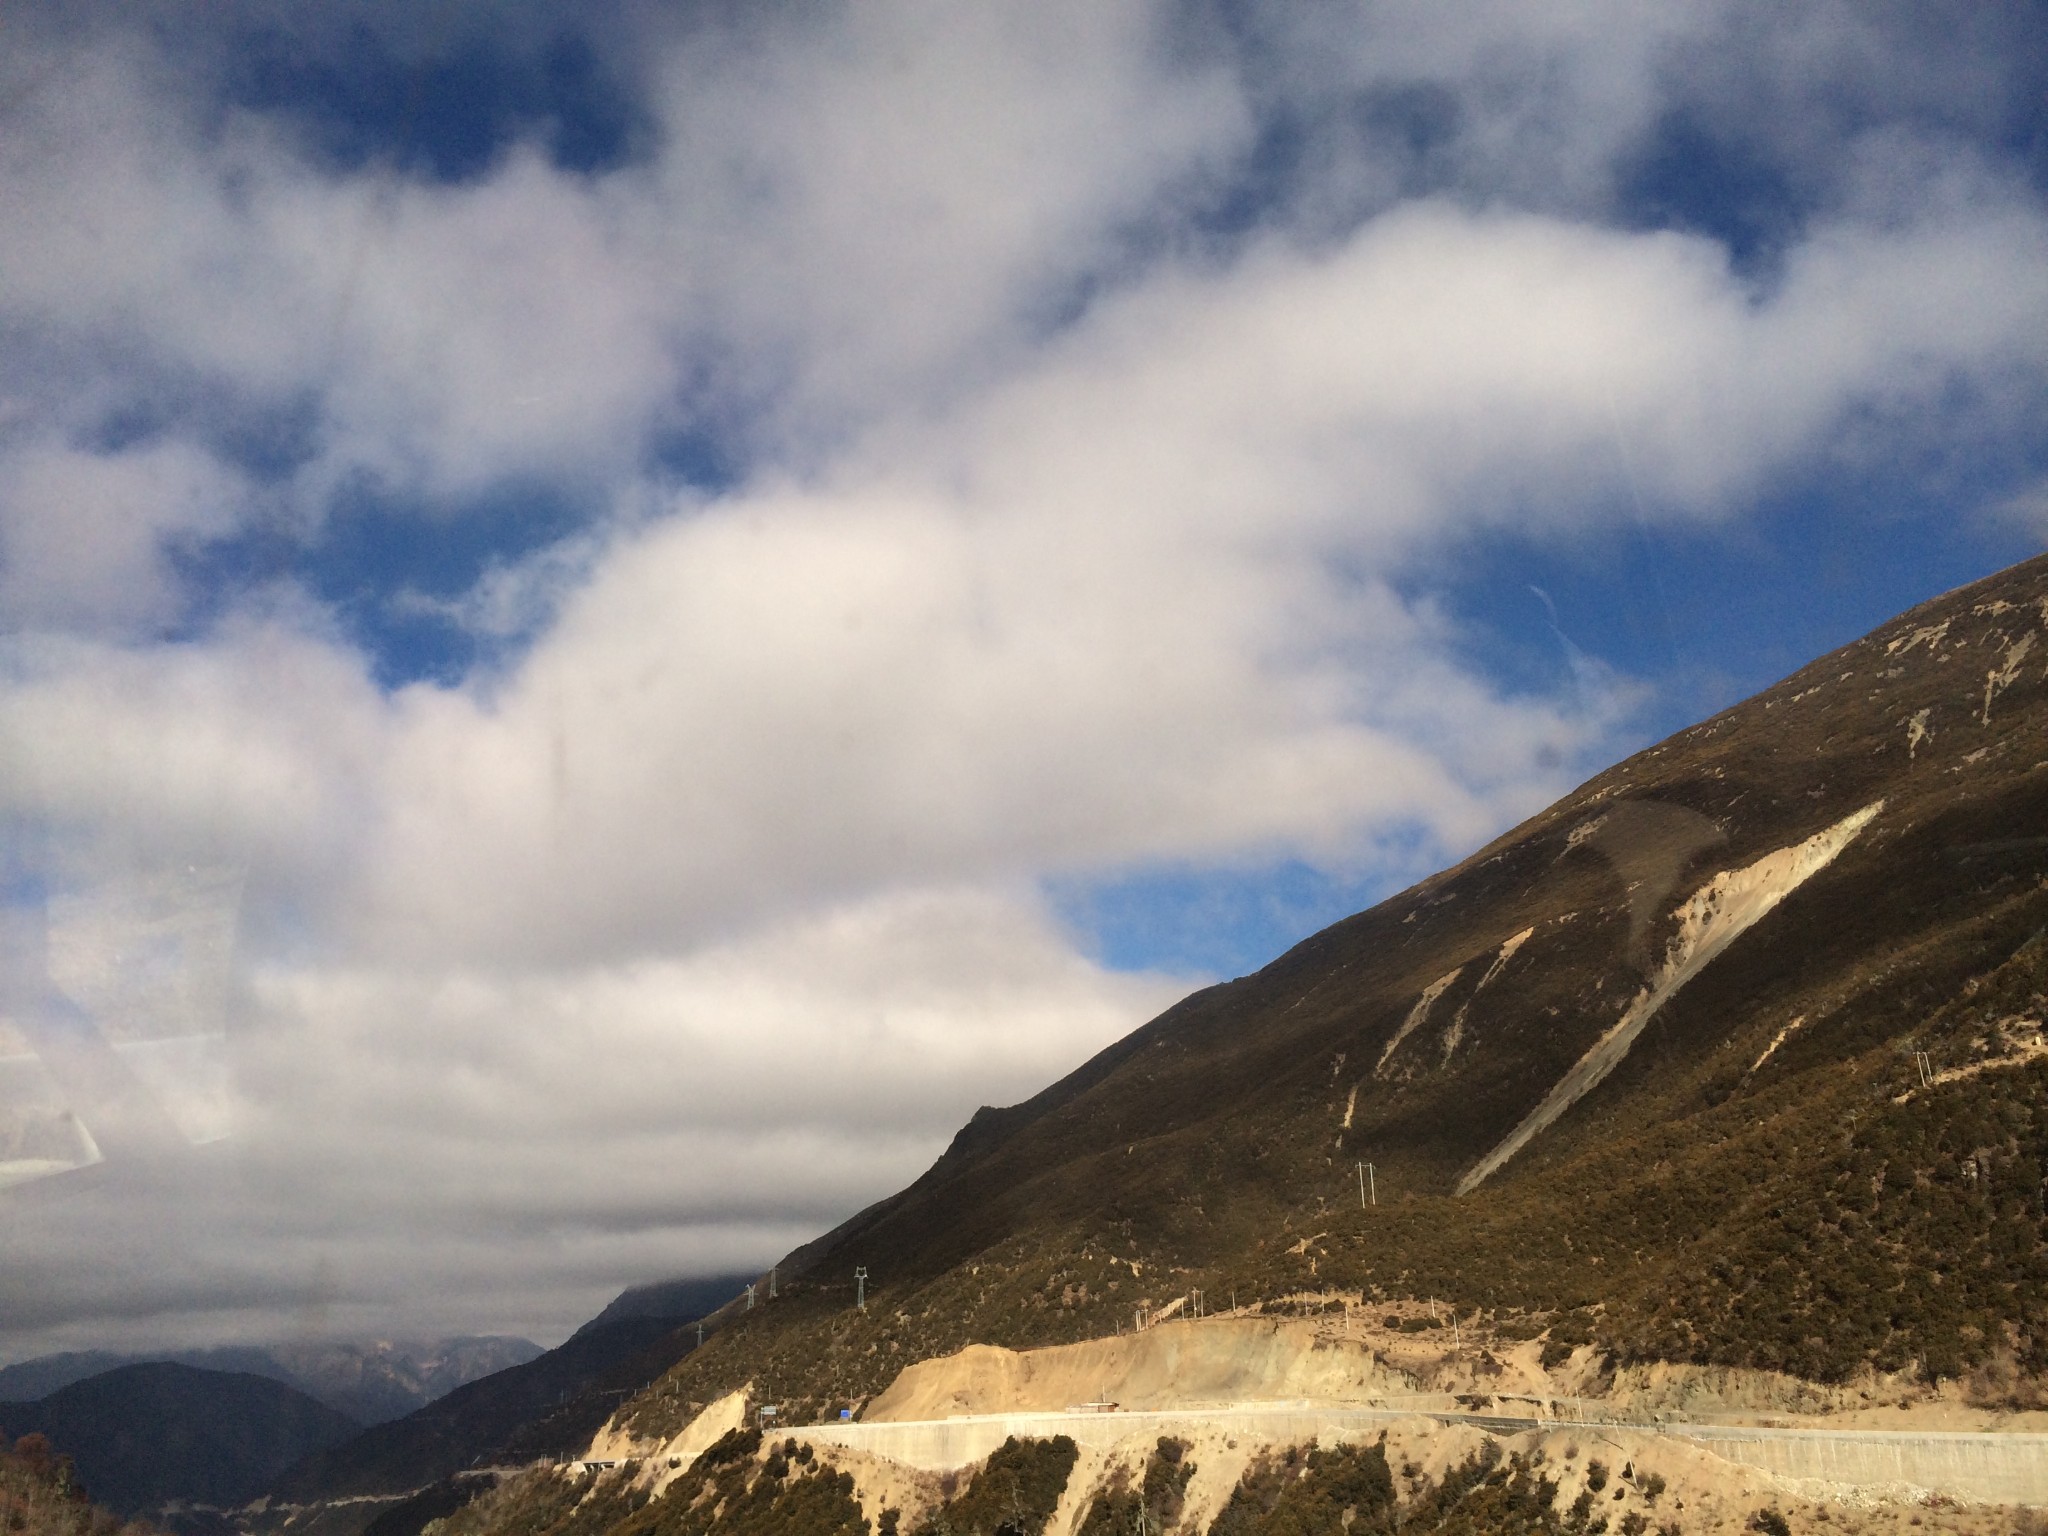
(2, 0, 2047, 1353)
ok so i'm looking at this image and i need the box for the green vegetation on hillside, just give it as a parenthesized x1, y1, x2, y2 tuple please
(585, 558, 2048, 1447)
(1394, 1446, 1568, 1536)
(618, 879, 2048, 1431)
(1209, 1440, 1394, 1536)
(1076, 1438, 1192, 1536)
(909, 1436, 1076, 1536)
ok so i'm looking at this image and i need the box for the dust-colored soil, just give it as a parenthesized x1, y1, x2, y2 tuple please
(804, 1314, 2047, 1534)
(864, 1317, 1410, 1420)
(867, 1305, 2048, 1434)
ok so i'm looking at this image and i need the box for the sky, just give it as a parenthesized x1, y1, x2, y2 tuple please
(2, 0, 2046, 1361)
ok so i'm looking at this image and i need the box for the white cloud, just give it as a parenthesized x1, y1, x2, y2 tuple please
(2, 0, 2047, 1354)
(343, 481, 1586, 965)
(2, 882, 1184, 1350)
(0, 621, 385, 892)
(624, 1, 1249, 437)
(0, 2, 1249, 508)
(0, 439, 248, 637)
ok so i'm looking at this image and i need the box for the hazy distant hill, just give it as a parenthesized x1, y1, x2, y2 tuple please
(262, 1272, 752, 1527)
(0, 1339, 542, 1425)
(258, 1339, 546, 1425)
(267, 1318, 681, 1503)
(0, 1362, 359, 1518)
(611, 551, 2048, 1436)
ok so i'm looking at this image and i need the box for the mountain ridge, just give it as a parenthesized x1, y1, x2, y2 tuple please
(0, 1338, 545, 1426)
(0, 1362, 360, 1520)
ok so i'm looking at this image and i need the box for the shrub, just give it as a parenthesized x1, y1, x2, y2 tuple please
(0, 1434, 158, 1536)
(912, 1437, 1077, 1536)
(695, 1427, 763, 1471)
(1206, 1440, 1394, 1536)
(1081, 1438, 1198, 1536)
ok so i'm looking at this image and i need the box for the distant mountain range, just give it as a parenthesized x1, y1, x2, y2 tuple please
(269, 1274, 754, 1505)
(0, 1273, 752, 1536)
(0, 1337, 543, 1426)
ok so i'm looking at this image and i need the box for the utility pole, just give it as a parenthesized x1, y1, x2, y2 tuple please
(769, 1266, 778, 1299)
(696, 1321, 704, 1348)
(1357, 1162, 1366, 1209)
(855, 1267, 868, 1310)
(1368, 1163, 1376, 1206)
(745, 1284, 756, 1311)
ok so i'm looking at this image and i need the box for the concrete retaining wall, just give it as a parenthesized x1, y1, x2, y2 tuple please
(1671, 1425, 2048, 1505)
(791, 1406, 2048, 1505)
(794, 1406, 1414, 1471)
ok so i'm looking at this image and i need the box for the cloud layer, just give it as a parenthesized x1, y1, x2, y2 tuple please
(2, 0, 2045, 1353)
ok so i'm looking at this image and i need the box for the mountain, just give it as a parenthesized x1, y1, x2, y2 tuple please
(0, 1362, 359, 1519)
(254, 1339, 546, 1426)
(610, 551, 2048, 1438)
(0, 1339, 544, 1426)
(572, 1275, 757, 1339)
(262, 1273, 753, 1524)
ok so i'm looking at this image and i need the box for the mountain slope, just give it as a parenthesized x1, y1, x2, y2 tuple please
(617, 552, 2048, 1434)
(0, 1363, 360, 1518)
